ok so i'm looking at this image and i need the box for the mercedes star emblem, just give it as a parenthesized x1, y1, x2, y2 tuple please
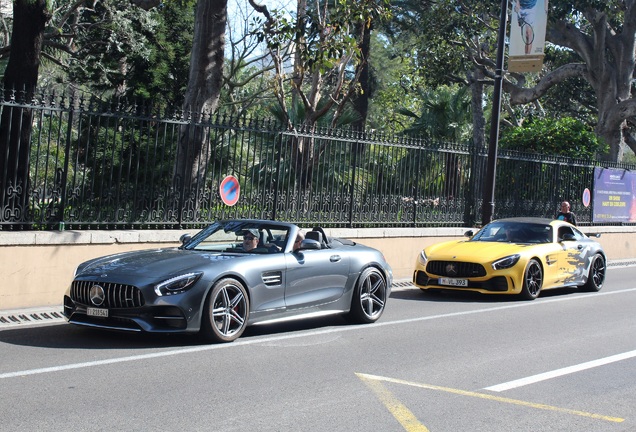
(89, 285, 106, 306)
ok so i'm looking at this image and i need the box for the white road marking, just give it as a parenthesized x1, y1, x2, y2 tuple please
(484, 349, 636, 392)
(2, 287, 636, 380)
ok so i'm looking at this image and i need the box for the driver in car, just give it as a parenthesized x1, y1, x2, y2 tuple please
(242, 229, 260, 251)
(242, 228, 281, 253)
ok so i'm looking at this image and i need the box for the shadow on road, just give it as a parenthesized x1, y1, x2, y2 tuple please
(1, 287, 584, 349)
(0, 313, 353, 349)
(390, 286, 581, 303)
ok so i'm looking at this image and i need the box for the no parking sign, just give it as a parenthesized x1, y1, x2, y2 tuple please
(219, 175, 240, 206)
(582, 187, 591, 208)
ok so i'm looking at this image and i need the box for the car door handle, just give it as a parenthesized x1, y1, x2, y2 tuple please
(330, 255, 341, 262)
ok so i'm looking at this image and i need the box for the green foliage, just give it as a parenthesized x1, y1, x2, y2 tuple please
(365, 32, 425, 132)
(499, 117, 607, 159)
(398, 85, 472, 141)
(386, 0, 499, 87)
(64, 0, 161, 96)
(540, 46, 597, 127)
(251, 0, 391, 127)
(125, 1, 195, 106)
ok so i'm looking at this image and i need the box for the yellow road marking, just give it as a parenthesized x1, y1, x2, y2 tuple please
(357, 373, 625, 423)
(356, 373, 430, 432)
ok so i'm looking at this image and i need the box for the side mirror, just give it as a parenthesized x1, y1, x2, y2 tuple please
(180, 233, 192, 245)
(561, 233, 576, 242)
(464, 230, 474, 238)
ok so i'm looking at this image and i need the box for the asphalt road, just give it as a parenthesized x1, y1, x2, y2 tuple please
(1, 266, 636, 431)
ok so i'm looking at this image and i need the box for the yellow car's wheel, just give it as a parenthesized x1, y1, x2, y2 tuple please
(520, 259, 543, 300)
(581, 254, 605, 292)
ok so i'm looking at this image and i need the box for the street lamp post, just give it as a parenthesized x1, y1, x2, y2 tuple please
(482, 0, 509, 225)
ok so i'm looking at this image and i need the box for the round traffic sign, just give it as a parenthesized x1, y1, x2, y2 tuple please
(582, 188, 591, 208)
(219, 175, 240, 206)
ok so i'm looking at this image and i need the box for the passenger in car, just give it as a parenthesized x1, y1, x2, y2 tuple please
(293, 231, 305, 252)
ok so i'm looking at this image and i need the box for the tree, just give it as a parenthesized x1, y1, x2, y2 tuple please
(248, 0, 391, 195)
(364, 31, 426, 133)
(0, 0, 160, 223)
(0, 0, 50, 224)
(499, 116, 606, 159)
(173, 0, 229, 215)
(250, 0, 390, 130)
(384, 1, 636, 164)
(384, 0, 499, 151)
(501, 0, 636, 161)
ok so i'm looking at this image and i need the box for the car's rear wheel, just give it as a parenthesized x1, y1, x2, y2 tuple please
(201, 278, 249, 343)
(581, 254, 605, 292)
(520, 259, 543, 300)
(348, 267, 387, 323)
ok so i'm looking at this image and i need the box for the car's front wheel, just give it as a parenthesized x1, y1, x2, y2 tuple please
(519, 259, 543, 300)
(581, 253, 605, 292)
(201, 278, 249, 343)
(348, 267, 387, 323)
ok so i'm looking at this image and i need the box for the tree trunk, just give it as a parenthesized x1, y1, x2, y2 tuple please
(0, 0, 50, 225)
(174, 0, 228, 217)
(352, 21, 371, 133)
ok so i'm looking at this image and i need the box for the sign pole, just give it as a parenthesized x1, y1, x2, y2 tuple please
(482, 0, 509, 225)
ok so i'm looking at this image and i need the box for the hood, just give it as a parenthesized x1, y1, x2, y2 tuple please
(76, 248, 238, 280)
(426, 240, 529, 261)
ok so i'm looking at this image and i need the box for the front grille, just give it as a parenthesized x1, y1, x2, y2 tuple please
(71, 280, 145, 308)
(426, 261, 486, 277)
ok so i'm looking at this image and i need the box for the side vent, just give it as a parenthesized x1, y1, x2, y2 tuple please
(262, 271, 282, 286)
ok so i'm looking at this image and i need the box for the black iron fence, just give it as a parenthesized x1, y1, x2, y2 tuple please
(1, 89, 634, 230)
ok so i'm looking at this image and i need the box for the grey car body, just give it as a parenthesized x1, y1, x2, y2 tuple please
(63, 220, 393, 342)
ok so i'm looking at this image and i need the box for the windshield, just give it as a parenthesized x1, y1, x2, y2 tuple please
(470, 221, 552, 244)
(183, 221, 290, 254)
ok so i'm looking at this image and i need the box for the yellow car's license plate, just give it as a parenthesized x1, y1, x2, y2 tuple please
(438, 278, 468, 287)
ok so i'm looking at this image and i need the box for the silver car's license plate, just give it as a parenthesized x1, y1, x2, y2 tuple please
(87, 307, 108, 317)
(439, 278, 468, 287)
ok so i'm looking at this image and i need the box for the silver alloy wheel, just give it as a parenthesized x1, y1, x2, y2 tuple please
(212, 283, 247, 337)
(350, 267, 387, 323)
(202, 278, 249, 342)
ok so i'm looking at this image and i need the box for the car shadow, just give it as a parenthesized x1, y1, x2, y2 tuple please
(390, 286, 582, 303)
(0, 324, 202, 349)
(0, 314, 353, 349)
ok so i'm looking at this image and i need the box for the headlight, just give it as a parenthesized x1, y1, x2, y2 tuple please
(492, 254, 521, 270)
(417, 250, 428, 266)
(154, 272, 203, 296)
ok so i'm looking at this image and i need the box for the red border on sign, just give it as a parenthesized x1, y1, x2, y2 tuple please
(582, 187, 591, 208)
(219, 175, 240, 206)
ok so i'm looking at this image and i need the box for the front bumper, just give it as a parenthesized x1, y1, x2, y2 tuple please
(413, 270, 513, 293)
(63, 295, 193, 332)
(63, 277, 207, 333)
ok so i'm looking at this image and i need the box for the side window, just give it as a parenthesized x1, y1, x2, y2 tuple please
(570, 227, 585, 241)
(558, 226, 575, 241)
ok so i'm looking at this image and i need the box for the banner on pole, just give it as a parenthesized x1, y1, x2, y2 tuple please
(508, 0, 549, 73)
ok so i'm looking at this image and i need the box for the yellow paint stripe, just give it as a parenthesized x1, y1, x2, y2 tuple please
(357, 373, 624, 423)
(356, 373, 430, 432)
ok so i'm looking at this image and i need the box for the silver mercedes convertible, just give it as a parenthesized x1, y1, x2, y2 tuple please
(63, 220, 393, 342)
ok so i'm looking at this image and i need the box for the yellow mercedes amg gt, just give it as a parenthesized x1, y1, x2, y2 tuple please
(413, 217, 606, 300)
